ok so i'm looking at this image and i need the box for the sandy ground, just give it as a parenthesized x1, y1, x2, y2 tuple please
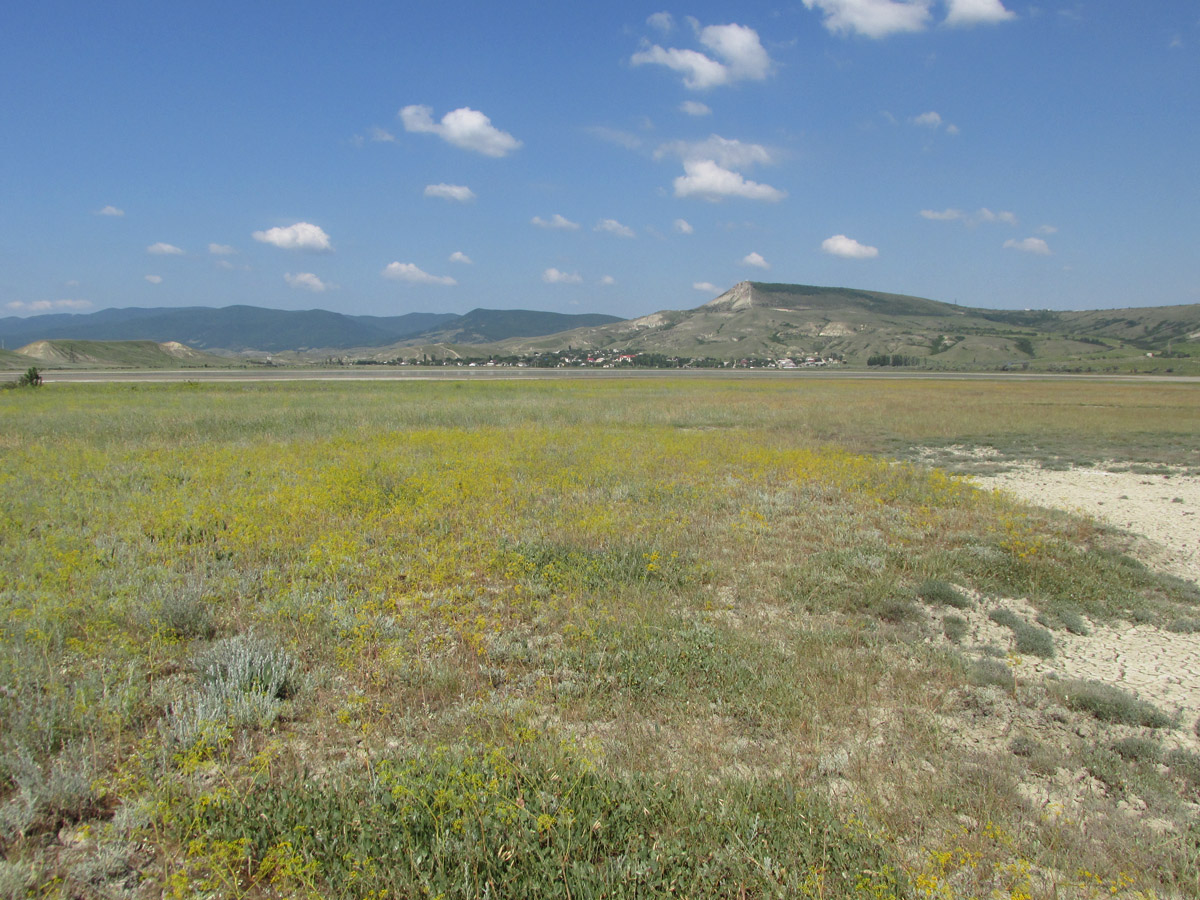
(973, 465, 1200, 585)
(969, 464, 1200, 742)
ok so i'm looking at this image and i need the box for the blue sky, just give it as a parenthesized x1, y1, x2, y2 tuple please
(2, 1, 1197, 319)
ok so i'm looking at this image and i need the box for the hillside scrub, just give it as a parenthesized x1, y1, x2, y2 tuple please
(1, 379, 1199, 897)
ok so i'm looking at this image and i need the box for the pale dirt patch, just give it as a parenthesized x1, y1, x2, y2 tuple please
(971, 464, 1200, 584)
(949, 463, 1200, 750)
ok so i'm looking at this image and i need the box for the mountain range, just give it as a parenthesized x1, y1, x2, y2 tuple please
(3, 283, 1199, 373)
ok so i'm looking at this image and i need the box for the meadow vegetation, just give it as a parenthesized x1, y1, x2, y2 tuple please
(1, 377, 1198, 898)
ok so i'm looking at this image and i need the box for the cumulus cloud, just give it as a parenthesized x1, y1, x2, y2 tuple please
(543, 268, 583, 284)
(97, 205, 124, 217)
(656, 135, 774, 169)
(693, 281, 721, 293)
(599, 275, 616, 286)
(424, 183, 476, 202)
(144, 275, 163, 284)
(147, 242, 183, 255)
(1036, 224, 1058, 235)
(382, 262, 457, 285)
(673, 159, 785, 202)
(449, 251, 473, 264)
(944, 0, 1015, 26)
(1004, 237, 1051, 255)
(631, 45, 729, 89)
(911, 111, 942, 128)
(532, 214, 580, 230)
(284, 272, 334, 292)
(920, 207, 1017, 226)
(821, 234, 879, 258)
(631, 21, 771, 89)
(400, 105, 521, 157)
(252, 222, 332, 252)
(803, 0, 933, 38)
(595, 218, 636, 238)
(741, 252, 770, 268)
(6, 299, 92, 312)
(674, 218, 695, 234)
(208, 243, 236, 255)
(699, 23, 771, 81)
(680, 100, 711, 116)
(370, 126, 397, 143)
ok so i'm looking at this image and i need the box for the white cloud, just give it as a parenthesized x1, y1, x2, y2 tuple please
(147, 242, 183, 255)
(97, 205, 124, 217)
(208, 243, 236, 255)
(698, 23, 771, 81)
(803, 0, 932, 38)
(252, 222, 332, 252)
(144, 275, 163, 284)
(399, 104, 521, 157)
(6, 299, 92, 312)
(543, 268, 583, 284)
(424, 183, 476, 202)
(656, 135, 774, 169)
(631, 45, 730, 89)
(673, 159, 785, 202)
(599, 275, 616, 286)
(631, 21, 770, 89)
(1004, 237, 1051, 255)
(648, 11, 674, 31)
(680, 100, 711, 116)
(382, 262, 457, 285)
(944, 0, 1016, 27)
(674, 218, 695, 234)
(595, 218, 636, 238)
(532, 214, 580, 230)
(370, 126, 396, 142)
(741, 252, 770, 268)
(821, 234, 879, 258)
(912, 110, 942, 128)
(920, 208, 964, 221)
(693, 281, 721, 293)
(946, 123, 961, 135)
(449, 251, 473, 264)
(1036, 224, 1058, 235)
(920, 207, 1017, 226)
(284, 272, 334, 292)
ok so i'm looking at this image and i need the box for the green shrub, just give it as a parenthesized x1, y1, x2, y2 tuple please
(163, 633, 301, 748)
(15, 367, 42, 388)
(1054, 680, 1174, 728)
(917, 579, 970, 609)
(0, 743, 100, 840)
(942, 614, 968, 644)
(968, 658, 1014, 690)
(1057, 609, 1090, 636)
(1167, 617, 1200, 634)
(876, 599, 924, 625)
(1164, 749, 1200, 789)
(1110, 737, 1161, 763)
(988, 608, 1054, 658)
(988, 607, 1021, 629)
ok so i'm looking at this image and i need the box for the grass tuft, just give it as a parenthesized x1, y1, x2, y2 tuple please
(916, 578, 970, 608)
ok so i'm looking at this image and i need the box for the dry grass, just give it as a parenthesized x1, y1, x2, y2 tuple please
(1, 377, 1198, 898)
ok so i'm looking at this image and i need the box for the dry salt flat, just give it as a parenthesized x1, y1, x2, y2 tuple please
(971, 465, 1200, 743)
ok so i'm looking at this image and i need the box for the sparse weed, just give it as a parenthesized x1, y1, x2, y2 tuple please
(968, 658, 1015, 690)
(1110, 736, 1162, 763)
(942, 614, 968, 644)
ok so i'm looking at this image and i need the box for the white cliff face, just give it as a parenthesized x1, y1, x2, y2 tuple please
(703, 281, 756, 311)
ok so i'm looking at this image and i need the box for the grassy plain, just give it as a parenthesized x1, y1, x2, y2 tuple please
(1, 377, 1199, 898)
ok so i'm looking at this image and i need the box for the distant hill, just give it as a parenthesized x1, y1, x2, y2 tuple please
(0, 348, 38, 370)
(3, 285, 1197, 372)
(16, 340, 229, 368)
(479, 281, 1200, 372)
(0, 306, 619, 354)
